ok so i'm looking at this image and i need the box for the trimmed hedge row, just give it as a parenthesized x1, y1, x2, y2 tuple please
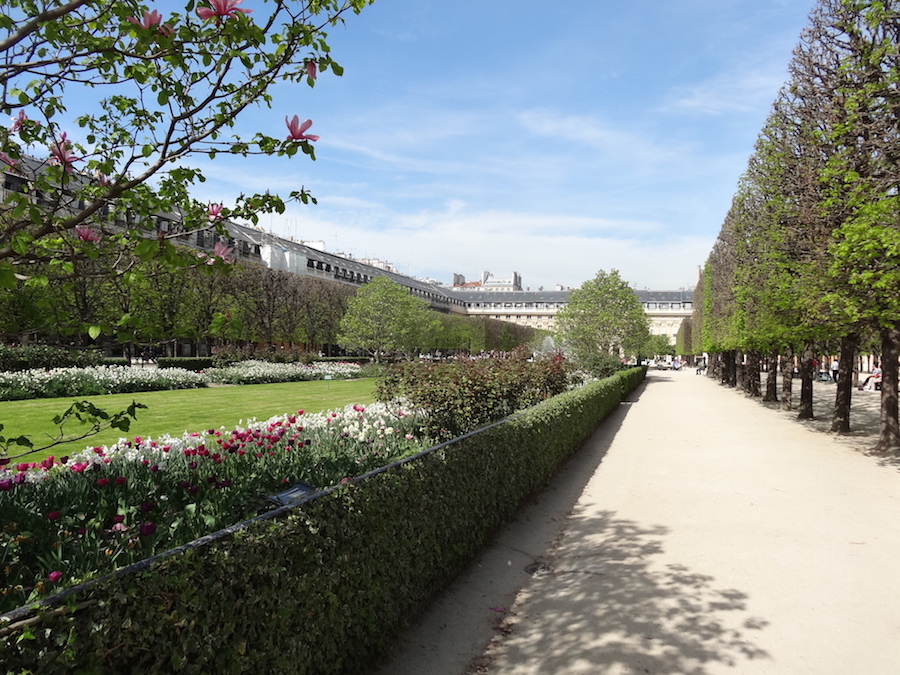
(0, 345, 104, 372)
(155, 357, 215, 370)
(0, 367, 645, 674)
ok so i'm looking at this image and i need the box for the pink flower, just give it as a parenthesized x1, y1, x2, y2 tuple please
(127, 10, 174, 36)
(197, 0, 252, 22)
(70, 462, 89, 473)
(75, 225, 100, 242)
(305, 60, 317, 80)
(0, 152, 15, 168)
(285, 116, 319, 142)
(49, 132, 81, 173)
(207, 203, 223, 221)
(9, 110, 27, 132)
(138, 522, 157, 537)
(48, 571, 63, 583)
(47, 511, 61, 521)
(96, 477, 109, 487)
(212, 241, 234, 261)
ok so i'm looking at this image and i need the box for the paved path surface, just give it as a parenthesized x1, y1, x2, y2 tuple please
(371, 370, 900, 674)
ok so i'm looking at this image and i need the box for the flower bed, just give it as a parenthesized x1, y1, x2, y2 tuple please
(205, 360, 362, 385)
(0, 368, 646, 674)
(0, 361, 363, 401)
(0, 365, 207, 401)
(0, 401, 426, 614)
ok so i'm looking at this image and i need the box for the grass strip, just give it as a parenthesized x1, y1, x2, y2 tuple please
(1, 379, 376, 461)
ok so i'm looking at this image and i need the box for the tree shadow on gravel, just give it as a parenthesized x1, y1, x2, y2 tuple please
(369, 379, 651, 675)
(472, 510, 770, 674)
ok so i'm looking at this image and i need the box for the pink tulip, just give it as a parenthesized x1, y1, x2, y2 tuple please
(285, 116, 319, 142)
(127, 10, 174, 36)
(197, 0, 252, 22)
(48, 571, 63, 583)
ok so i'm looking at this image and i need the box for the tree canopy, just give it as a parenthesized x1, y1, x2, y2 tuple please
(337, 276, 440, 362)
(555, 269, 649, 375)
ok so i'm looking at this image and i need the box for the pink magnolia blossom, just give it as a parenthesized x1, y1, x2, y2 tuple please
(0, 152, 15, 168)
(95, 170, 111, 186)
(49, 132, 81, 173)
(212, 241, 234, 261)
(9, 110, 27, 132)
(127, 10, 174, 36)
(197, 0, 252, 22)
(285, 116, 319, 142)
(207, 203, 224, 220)
(305, 60, 317, 80)
(75, 225, 100, 242)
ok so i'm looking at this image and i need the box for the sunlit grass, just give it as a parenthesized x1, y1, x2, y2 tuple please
(1, 379, 377, 462)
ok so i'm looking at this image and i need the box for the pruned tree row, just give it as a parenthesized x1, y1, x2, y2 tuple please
(695, 0, 900, 452)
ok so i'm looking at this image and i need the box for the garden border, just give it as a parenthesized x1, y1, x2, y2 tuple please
(1, 367, 645, 674)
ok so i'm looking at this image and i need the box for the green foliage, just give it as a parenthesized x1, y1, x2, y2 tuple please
(156, 357, 214, 371)
(0, 368, 645, 674)
(555, 269, 649, 367)
(375, 350, 574, 439)
(0, 345, 103, 372)
(338, 276, 441, 362)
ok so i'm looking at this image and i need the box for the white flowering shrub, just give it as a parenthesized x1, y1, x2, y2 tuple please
(0, 366, 207, 401)
(205, 360, 362, 385)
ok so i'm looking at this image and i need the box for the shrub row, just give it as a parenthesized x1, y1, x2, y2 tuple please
(376, 350, 577, 438)
(155, 357, 214, 370)
(0, 345, 104, 372)
(0, 367, 645, 674)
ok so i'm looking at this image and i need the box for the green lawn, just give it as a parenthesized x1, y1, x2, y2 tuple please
(1, 379, 376, 462)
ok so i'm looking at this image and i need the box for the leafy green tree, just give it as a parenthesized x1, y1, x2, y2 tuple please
(555, 269, 649, 375)
(338, 276, 440, 363)
(639, 334, 675, 361)
(0, 0, 373, 458)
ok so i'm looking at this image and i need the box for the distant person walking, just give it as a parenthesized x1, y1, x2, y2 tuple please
(831, 359, 839, 382)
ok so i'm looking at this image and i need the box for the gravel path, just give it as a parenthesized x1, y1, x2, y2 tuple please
(370, 370, 900, 675)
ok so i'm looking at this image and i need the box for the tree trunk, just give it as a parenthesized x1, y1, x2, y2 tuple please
(780, 347, 793, 410)
(831, 334, 857, 434)
(745, 349, 761, 397)
(875, 327, 900, 453)
(798, 341, 815, 420)
(763, 350, 779, 402)
(735, 350, 746, 391)
(722, 350, 737, 387)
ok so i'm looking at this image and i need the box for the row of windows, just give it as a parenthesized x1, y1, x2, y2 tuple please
(467, 302, 563, 309)
(644, 302, 692, 310)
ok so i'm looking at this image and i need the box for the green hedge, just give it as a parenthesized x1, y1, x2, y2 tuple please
(155, 357, 215, 370)
(0, 368, 645, 674)
(0, 345, 104, 372)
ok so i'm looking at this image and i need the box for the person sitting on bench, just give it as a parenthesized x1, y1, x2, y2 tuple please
(860, 363, 882, 390)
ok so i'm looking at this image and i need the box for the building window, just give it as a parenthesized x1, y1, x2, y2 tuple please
(647, 303, 656, 309)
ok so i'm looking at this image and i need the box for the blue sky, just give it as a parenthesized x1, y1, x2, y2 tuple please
(192, 0, 817, 291)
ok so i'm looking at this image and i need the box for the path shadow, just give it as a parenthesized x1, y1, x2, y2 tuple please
(368, 381, 648, 674)
(472, 510, 770, 674)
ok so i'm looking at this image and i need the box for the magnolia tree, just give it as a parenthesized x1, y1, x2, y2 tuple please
(1, 0, 370, 300)
(0, 0, 373, 457)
